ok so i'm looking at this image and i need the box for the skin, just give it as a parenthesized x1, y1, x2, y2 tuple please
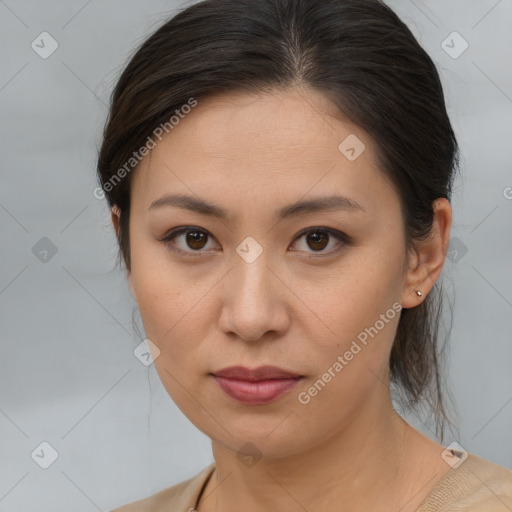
(111, 86, 453, 512)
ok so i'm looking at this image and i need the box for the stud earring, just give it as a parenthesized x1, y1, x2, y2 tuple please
(416, 290, 422, 297)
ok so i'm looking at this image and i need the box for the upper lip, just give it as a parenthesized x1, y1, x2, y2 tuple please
(212, 365, 302, 381)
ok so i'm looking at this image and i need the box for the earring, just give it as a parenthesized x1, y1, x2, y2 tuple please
(416, 290, 422, 297)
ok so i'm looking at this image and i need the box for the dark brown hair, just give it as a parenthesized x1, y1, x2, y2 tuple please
(97, 0, 459, 441)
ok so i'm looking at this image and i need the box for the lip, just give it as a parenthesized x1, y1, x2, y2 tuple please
(213, 365, 301, 381)
(211, 365, 303, 405)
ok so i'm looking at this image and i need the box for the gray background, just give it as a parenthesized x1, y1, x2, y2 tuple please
(1, 0, 511, 510)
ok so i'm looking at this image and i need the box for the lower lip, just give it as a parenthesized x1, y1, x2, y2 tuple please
(212, 375, 302, 405)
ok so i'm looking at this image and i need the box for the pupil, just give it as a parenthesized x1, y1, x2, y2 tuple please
(187, 231, 206, 249)
(183, 231, 329, 252)
(308, 232, 328, 251)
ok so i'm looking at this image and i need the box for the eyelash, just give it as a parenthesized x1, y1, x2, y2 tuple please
(160, 226, 350, 259)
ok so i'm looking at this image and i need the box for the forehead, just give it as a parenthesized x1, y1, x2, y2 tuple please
(130, 86, 396, 218)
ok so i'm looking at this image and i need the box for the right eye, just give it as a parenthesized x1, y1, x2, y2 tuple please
(160, 226, 219, 257)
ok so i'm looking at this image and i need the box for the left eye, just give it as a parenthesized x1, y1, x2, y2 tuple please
(290, 227, 348, 255)
(161, 226, 349, 257)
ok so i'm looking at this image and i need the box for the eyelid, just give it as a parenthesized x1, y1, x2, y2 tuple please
(288, 226, 349, 258)
(160, 226, 218, 257)
(160, 225, 350, 257)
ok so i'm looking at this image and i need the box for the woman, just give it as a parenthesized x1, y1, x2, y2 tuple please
(97, 0, 512, 510)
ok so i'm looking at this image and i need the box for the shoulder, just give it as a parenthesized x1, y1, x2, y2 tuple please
(417, 452, 512, 512)
(110, 462, 215, 512)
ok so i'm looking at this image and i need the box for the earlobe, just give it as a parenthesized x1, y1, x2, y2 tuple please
(400, 198, 452, 309)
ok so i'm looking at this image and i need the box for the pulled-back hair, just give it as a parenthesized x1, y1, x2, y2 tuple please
(97, 0, 459, 441)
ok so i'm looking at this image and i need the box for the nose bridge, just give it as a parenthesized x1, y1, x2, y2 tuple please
(219, 240, 288, 340)
(232, 242, 274, 307)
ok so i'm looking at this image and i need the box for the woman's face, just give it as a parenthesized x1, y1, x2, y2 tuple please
(122, 86, 422, 458)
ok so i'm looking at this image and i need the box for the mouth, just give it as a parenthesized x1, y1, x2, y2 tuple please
(210, 365, 304, 405)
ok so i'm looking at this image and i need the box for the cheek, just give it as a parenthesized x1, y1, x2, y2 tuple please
(295, 248, 403, 350)
(292, 295, 401, 432)
(290, 247, 403, 410)
(134, 276, 193, 350)
(129, 233, 188, 334)
(131, 266, 209, 407)
(130, 255, 215, 383)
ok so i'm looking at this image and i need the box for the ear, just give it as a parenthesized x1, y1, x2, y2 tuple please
(110, 204, 121, 239)
(110, 205, 135, 297)
(400, 198, 452, 309)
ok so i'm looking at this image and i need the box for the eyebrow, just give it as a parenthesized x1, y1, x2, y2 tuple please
(148, 193, 367, 220)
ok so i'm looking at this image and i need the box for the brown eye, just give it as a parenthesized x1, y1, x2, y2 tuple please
(161, 226, 349, 258)
(290, 228, 348, 256)
(185, 230, 208, 250)
(305, 231, 329, 251)
(161, 226, 218, 256)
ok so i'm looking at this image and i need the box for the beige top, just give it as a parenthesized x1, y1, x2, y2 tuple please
(111, 453, 512, 511)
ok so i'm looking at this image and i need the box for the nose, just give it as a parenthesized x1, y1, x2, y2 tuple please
(218, 254, 290, 342)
